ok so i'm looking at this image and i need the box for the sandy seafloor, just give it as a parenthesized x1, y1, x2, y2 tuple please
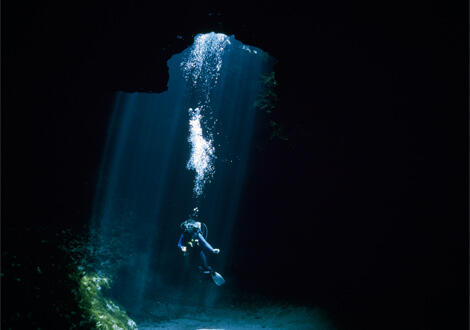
(134, 297, 336, 330)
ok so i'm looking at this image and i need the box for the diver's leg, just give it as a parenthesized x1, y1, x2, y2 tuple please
(199, 250, 213, 273)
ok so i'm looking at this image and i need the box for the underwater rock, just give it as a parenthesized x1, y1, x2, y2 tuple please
(78, 273, 137, 330)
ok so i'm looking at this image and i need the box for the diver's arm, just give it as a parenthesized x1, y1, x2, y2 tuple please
(178, 234, 188, 253)
(177, 233, 185, 250)
(197, 232, 219, 254)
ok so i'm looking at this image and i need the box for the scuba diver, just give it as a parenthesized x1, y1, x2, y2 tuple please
(177, 219, 225, 286)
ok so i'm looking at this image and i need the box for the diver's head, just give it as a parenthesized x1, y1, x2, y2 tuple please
(181, 219, 201, 233)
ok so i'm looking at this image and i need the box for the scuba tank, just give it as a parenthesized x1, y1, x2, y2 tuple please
(179, 219, 208, 239)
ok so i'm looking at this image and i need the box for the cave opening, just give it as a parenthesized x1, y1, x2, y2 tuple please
(84, 32, 310, 327)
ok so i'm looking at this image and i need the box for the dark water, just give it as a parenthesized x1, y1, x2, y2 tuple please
(89, 33, 275, 314)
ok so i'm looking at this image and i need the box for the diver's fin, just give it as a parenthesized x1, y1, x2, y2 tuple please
(198, 266, 212, 274)
(211, 271, 225, 286)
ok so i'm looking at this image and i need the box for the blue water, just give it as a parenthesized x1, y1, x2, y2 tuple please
(89, 33, 275, 313)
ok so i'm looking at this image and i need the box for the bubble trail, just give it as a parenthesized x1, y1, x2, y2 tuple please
(182, 32, 231, 196)
(186, 107, 215, 196)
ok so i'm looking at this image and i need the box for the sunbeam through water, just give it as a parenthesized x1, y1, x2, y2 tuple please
(88, 32, 276, 327)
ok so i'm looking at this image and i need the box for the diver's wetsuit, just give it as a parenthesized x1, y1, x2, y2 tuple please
(177, 230, 216, 273)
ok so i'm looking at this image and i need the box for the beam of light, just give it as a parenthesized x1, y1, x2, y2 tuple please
(88, 31, 277, 325)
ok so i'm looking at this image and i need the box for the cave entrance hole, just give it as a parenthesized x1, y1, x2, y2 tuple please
(88, 32, 277, 316)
